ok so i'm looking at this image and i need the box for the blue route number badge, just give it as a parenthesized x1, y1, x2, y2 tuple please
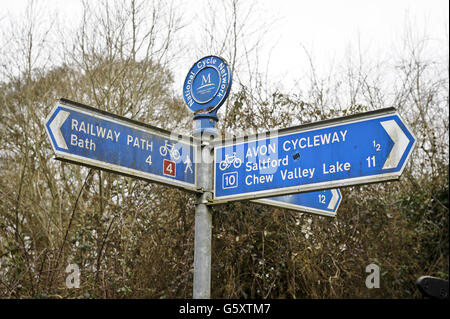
(183, 55, 232, 115)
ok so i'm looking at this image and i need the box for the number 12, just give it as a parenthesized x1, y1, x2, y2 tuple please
(318, 194, 326, 204)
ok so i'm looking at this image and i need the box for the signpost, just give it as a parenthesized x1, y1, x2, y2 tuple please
(213, 107, 416, 203)
(252, 188, 342, 217)
(183, 55, 232, 299)
(46, 98, 200, 192)
(45, 55, 417, 300)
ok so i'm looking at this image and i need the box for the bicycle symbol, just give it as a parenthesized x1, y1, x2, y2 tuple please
(159, 140, 181, 160)
(219, 152, 242, 171)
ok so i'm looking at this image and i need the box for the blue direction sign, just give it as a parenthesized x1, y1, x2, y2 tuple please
(213, 108, 415, 203)
(45, 99, 199, 192)
(252, 189, 342, 217)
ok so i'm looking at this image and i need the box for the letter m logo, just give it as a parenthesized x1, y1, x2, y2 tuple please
(201, 73, 211, 87)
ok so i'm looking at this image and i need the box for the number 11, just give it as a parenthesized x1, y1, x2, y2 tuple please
(366, 155, 376, 168)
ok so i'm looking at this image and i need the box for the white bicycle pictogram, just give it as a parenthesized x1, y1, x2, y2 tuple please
(159, 140, 181, 160)
(219, 152, 242, 171)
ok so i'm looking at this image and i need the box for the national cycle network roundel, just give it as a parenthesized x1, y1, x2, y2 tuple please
(183, 55, 232, 114)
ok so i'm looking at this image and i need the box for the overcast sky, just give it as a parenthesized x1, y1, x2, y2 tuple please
(266, 0, 448, 82)
(1, 0, 448, 93)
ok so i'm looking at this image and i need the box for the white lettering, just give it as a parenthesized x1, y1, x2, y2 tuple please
(323, 161, 351, 174)
(71, 119, 78, 131)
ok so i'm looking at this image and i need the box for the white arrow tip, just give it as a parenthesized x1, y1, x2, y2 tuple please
(49, 110, 70, 150)
(381, 120, 410, 170)
(327, 189, 340, 210)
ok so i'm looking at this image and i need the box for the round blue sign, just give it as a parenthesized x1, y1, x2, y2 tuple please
(183, 55, 232, 114)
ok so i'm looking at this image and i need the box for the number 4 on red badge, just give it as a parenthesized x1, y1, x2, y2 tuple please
(163, 159, 176, 177)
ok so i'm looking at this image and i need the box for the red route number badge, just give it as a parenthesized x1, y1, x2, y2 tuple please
(163, 159, 176, 177)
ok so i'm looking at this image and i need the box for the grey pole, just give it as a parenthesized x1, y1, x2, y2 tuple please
(193, 194, 212, 298)
(193, 120, 217, 299)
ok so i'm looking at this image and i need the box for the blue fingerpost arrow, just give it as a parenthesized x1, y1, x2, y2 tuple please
(213, 107, 416, 203)
(45, 98, 200, 192)
(252, 189, 342, 217)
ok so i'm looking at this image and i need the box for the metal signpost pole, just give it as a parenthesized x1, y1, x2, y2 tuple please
(192, 116, 217, 299)
(193, 189, 212, 299)
(184, 56, 232, 299)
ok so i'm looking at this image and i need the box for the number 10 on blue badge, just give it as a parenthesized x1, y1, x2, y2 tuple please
(223, 171, 238, 189)
(220, 151, 241, 189)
